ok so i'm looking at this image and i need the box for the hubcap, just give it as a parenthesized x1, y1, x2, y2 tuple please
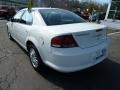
(30, 48, 39, 68)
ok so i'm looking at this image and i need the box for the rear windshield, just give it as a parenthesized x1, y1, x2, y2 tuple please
(39, 9, 85, 26)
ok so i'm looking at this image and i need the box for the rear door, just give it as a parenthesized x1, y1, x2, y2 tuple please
(11, 10, 25, 39)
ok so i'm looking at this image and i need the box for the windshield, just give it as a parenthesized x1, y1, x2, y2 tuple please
(39, 9, 86, 26)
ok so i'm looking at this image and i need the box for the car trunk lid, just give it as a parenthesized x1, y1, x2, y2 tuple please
(46, 23, 107, 48)
(73, 29, 106, 48)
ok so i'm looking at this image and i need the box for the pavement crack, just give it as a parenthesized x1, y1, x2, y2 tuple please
(0, 53, 19, 90)
(0, 65, 18, 90)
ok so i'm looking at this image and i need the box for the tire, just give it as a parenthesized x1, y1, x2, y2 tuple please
(28, 44, 44, 72)
(7, 27, 14, 41)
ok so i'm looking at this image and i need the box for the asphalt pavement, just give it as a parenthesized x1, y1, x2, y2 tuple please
(0, 20, 120, 90)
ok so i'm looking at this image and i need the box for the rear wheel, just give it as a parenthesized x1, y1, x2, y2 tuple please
(28, 44, 44, 71)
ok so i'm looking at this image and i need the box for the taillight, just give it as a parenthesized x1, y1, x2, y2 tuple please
(51, 35, 78, 48)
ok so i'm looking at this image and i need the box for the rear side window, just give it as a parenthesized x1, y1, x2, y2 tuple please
(14, 11, 24, 22)
(39, 9, 85, 26)
(14, 10, 24, 20)
(21, 11, 33, 25)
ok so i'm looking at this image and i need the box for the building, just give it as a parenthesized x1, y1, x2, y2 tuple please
(0, 0, 28, 10)
(105, 0, 120, 22)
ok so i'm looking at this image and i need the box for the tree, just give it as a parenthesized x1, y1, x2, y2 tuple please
(33, 0, 108, 13)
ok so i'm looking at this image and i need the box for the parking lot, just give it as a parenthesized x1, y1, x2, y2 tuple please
(0, 19, 120, 90)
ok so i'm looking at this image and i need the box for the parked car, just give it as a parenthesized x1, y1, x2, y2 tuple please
(0, 9, 7, 18)
(73, 11, 89, 20)
(89, 13, 97, 22)
(6, 8, 16, 19)
(99, 12, 106, 20)
(80, 12, 89, 20)
(0, 7, 16, 19)
(7, 8, 109, 73)
(89, 12, 106, 22)
(73, 10, 81, 16)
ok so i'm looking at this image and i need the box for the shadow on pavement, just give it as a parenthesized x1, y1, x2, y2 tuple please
(38, 58, 120, 90)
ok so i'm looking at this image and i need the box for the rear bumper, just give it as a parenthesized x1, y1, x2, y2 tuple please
(44, 40, 109, 73)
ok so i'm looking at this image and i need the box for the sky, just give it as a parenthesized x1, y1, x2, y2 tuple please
(80, 0, 111, 4)
(93, 0, 111, 4)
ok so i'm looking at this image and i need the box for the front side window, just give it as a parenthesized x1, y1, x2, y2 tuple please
(39, 9, 85, 26)
(21, 11, 33, 25)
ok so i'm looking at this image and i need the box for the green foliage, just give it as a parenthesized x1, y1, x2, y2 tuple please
(69, 0, 108, 13)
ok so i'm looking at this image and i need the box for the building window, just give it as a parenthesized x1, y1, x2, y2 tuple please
(108, 0, 120, 20)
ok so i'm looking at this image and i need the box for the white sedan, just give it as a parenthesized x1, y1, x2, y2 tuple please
(7, 8, 109, 73)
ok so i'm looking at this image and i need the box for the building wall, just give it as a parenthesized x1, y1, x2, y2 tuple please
(0, 0, 27, 9)
(107, 0, 120, 20)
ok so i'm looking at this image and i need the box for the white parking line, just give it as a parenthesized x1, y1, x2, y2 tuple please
(108, 32, 120, 36)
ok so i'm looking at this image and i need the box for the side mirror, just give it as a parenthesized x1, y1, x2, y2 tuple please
(11, 18, 14, 22)
(7, 18, 10, 21)
(7, 17, 14, 22)
(7, 18, 11, 21)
